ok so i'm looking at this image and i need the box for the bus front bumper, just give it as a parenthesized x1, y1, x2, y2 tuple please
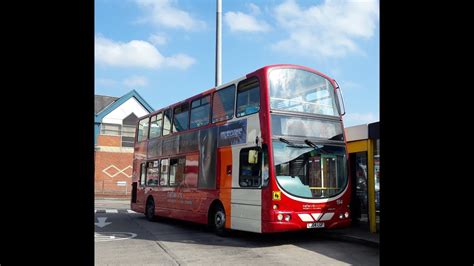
(262, 218, 351, 233)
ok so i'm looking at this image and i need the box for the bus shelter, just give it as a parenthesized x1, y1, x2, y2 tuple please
(345, 122, 380, 233)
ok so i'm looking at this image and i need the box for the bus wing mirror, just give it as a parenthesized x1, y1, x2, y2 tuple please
(334, 82, 346, 116)
(248, 150, 259, 164)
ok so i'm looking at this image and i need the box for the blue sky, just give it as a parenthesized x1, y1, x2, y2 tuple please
(95, 0, 379, 127)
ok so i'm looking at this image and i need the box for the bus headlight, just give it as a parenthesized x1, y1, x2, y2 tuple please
(344, 212, 349, 218)
(339, 214, 344, 219)
(284, 214, 291, 222)
(273, 204, 278, 210)
(277, 214, 283, 221)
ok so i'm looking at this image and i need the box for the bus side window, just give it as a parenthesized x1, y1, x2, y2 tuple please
(212, 85, 235, 123)
(160, 158, 170, 186)
(239, 147, 262, 187)
(173, 103, 189, 132)
(163, 109, 172, 136)
(190, 95, 210, 129)
(140, 163, 147, 186)
(169, 157, 186, 186)
(146, 161, 159, 187)
(149, 113, 163, 139)
(137, 117, 149, 142)
(185, 154, 199, 188)
(236, 78, 260, 118)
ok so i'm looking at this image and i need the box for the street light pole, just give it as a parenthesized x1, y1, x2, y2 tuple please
(215, 0, 222, 87)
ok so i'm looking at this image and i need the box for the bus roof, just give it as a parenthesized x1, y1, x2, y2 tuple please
(137, 64, 334, 121)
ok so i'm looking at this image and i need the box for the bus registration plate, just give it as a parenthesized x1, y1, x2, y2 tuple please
(307, 222, 325, 228)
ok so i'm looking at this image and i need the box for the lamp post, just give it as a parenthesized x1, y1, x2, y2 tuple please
(215, 0, 222, 87)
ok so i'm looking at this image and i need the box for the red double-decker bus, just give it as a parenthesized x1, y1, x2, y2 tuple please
(130, 64, 350, 234)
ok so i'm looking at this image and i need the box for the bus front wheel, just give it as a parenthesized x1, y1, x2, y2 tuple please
(213, 205, 227, 236)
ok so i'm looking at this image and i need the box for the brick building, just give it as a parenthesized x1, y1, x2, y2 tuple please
(95, 90, 153, 197)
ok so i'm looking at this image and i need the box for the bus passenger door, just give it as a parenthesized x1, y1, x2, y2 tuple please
(230, 146, 263, 233)
(134, 162, 147, 212)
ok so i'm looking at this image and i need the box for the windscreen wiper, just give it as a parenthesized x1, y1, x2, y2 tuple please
(279, 137, 307, 148)
(304, 139, 328, 153)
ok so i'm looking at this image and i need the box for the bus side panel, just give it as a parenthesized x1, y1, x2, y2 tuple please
(218, 146, 233, 229)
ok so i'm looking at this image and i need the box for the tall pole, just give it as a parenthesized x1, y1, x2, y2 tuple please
(215, 0, 222, 87)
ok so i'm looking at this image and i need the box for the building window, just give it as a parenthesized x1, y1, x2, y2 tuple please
(122, 125, 136, 147)
(137, 118, 149, 142)
(212, 85, 235, 123)
(173, 103, 189, 132)
(101, 123, 121, 136)
(149, 113, 163, 139)
(190, 95, 210, 129)
(236, 78, 260, 117)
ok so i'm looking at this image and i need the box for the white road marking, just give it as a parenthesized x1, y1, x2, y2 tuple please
(95, 217, 112, 228)
(95, 232, 137, 242)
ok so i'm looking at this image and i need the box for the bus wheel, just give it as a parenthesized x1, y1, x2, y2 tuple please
(213, 205, 227, 236)
(145, 199, 156, 222)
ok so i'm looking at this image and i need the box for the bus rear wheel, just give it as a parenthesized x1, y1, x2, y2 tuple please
(145, 199, 156, 222)
(213, 205, 227, 236)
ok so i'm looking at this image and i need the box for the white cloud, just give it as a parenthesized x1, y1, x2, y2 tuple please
(95, 35, 196, 69)
(149, 33, 167, 46)
(123, 75, 148, 88)
(273, 0, 379, 58)
(135, 0, 205, 31)
(164, 54, 196, 69)
(344, 112, 378, 126)
(224, 11, 271, 32)
(95, 35, 164, 68)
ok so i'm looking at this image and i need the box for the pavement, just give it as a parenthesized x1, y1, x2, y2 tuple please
(321, 223, 379, 248)
(95, 215, 379, 265)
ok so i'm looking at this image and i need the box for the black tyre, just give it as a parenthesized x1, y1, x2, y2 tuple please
(213, 205, 228, 236)
(145, 199, 156, 221)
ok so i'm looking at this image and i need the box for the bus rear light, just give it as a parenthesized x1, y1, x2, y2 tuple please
(273, 204, 278, 210)
(344, 212, 349, 218)
(284, 214, 291, 221)
(277, 214, 284, 221)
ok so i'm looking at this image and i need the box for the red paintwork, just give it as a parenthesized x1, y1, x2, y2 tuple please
(131, 64, 352, 233)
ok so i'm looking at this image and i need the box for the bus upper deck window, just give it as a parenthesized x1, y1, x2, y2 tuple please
(163, 109, 172, 136)
(173, 103, 189, 132)
(236, 78, 260, 118)
(137, 117, 149, 142)
(212, 85, 235, 123)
